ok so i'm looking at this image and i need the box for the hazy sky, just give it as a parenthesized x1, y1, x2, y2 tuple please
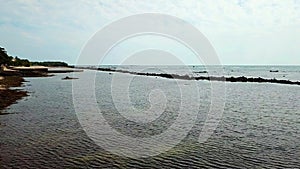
(0, 0, 299, 65)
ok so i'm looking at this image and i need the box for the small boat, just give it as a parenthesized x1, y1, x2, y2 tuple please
(270, 70, 279, 72)
(62, 76, 78, 80)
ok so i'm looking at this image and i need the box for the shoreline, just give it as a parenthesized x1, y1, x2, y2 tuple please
(0, 66, 82, 112)
(0, 76, 28, 112)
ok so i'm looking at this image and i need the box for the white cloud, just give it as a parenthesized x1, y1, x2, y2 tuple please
(0, 0, 299, 64)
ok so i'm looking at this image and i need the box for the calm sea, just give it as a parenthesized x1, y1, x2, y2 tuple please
(1, 65, 299, 168)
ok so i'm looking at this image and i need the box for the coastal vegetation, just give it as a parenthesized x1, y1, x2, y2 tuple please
(1, 46, 68, 67)
(30, 61, 68, 67)
(0, 47, 30, 67)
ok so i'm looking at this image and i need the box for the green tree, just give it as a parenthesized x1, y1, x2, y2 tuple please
(0, 47, 11, 65)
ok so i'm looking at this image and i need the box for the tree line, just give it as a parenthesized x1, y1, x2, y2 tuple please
(0, 46, 68, 67)
(0, 47, 30, 66)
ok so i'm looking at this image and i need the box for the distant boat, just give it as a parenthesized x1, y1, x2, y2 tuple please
(270, 70, 279, 72)
(62, 76, 78, 80)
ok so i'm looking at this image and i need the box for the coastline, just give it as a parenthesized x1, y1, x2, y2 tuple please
(0, 76, 27, 112)
(0, 66, 82, 112)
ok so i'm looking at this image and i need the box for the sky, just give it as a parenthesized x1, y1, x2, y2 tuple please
(0, 0, 299, 65)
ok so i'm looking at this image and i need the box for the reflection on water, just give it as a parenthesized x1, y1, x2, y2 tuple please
(1, 66, 300, 168)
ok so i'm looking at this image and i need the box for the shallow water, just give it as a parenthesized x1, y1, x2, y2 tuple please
(0, 66, 299, 168)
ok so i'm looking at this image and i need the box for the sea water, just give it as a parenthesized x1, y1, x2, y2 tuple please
(0, 66, 299, 168)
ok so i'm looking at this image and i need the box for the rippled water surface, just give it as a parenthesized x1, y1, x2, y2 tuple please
(1, 66, 300, 168)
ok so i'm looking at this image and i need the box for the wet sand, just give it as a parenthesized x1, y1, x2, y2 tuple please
(0, 76, 28, 112)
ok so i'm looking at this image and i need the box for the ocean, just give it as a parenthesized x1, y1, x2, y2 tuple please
(1, 65, 299, 168)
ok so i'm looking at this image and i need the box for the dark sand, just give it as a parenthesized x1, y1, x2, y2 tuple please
(0, 76, 27, 112)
